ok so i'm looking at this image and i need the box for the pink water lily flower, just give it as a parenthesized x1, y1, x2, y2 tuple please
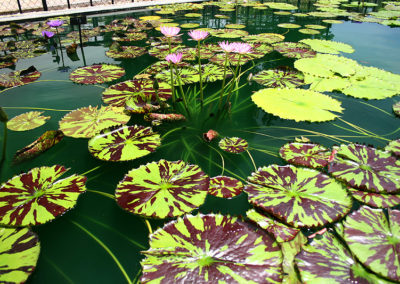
(188, 30, 209, 41)
(160, 26, 181, 37)
(165, 52, 183, 64)
(218, 41, 235, 53)
(42, 30, 55, 38)
(47, 19, 64, 27)
(232, 42, 252, 54)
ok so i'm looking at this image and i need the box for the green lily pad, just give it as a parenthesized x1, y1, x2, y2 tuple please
(69, 64, 125, 84)
(88, 125, 161, 162)
(218, 137, 248, 153)
(0, 227, 40, 283)
(304, 74, 351, 92)
(196, 64, 233, 82)
(184, 13, 202, 17)
(245, 164, 352, 228)
(386, 139, 400, 157)
(304, 24, 327, 29)
(298, 28, 320, 34)
(0, 165, 87, 226)
(323, 19, 343, 24)
(111, 32, 147, 41)
(251, 88, 344, 122)
(274, 11, 292, 15)
(215, 14, 230, 19)
(155, 67, 200, 86)
(349, 188, 400, 208)
(277, 23, 301, 28)
(180, 23, 200, 28)
(343, 206, 400, 282)
(299, 39, 354, 54)
(209, 176, 244, 198)
(225, 24, 246, 29)
(252, 67, 305, 88)
(328, 144, 400, 193)
(140, 214, 283, 282)
(116, 159, 208, 218)
(266, 2, 297, 10)
(148, 45, 182, 60)
(59, 105, 130, 138)
(0, 68, 41, 88)
(273, 42, 316, 59)
(8, 111, 50, 131)
(106, 46, 146, 59)
(242, 33, 285, 44)
(210, 28, 249, 38)
(279, 142, 331, 168)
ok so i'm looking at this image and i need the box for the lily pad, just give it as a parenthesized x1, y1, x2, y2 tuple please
(273, 42, 316, 59)
(323, 19, 343, 24)
(210, 28, 249, 38)
(299, 39, 354, 54)
(298, 28, 320, 34)
(328, 144, 400, 193)
(393, 102, 400, 116)
(155, 67, 200, 86)
(274, 11, 292, 15)
(69, 64, 125, 84)
(0, 68, 41, 88)
(225, 24, 246, 29)
(140, 214, 283, 283)
(242, 33, 285, 44)
(208, 53, 253, 66)
(386, 139, 400, 157)
(106, 46, 146, 59)
(88, 125, 161, 162)
(349, 188, 400, 208)
(304, 24, 327, 29)
(115, 159, 208, 218)
(209, 176, 244, 198)
(0, 227, 40, 283)
(197, 64, 233, 82)
(0, 165, 87, 226)
(281, 232, 307, 283)
(59, 105, 130, 138)
(180, 23, 200, 28)
(277, 23, 301, 29)
(218, 137, 248, 153)
(8, 111, 50, 131)
(279, 142, 331, 168)
(252, 67, 305, 88)
(266, 2, 298, 10)
(111, 32, 147, 42)
(245, 164, 352, 228)
(184, 13, 202, 17)
(251, 88, 344, 122)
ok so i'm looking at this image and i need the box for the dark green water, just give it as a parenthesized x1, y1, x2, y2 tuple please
(0, 2, 400, 283)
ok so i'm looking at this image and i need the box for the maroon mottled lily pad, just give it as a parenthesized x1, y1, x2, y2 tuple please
(349, 188, 400, 208)
(209, 28, 249, 38)
(208, 53, 253, 66)
(69, 64, 125, 84)
(0, 56, 17, 69)
(343, 206, 400, 282)
(0, 68, 41, 88)
(115, 159, 208, 218)
(106, 46, 146, 59)
(0, 165, 87, 226)
(209, 176, 243, 198)
(140, 214, 283, 283)
(148, 45, 182, 60)
(112, 32, 147, 42)
(218, 137, 248, 153)
(273, 42, 317, 59)
(281, 232, 307, 283)
(253, 66, 305, 88)
(7, 111, 50, 131)
(386, 139, 400, 157)
(393, 101, 400, 116)
(245, 164, 352, 228)
(279, 142, 331, 168)
(328, 144, 400, 193)
(143, 60, 190, 76)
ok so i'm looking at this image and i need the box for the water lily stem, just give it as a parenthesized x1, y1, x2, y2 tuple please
(87, 189, 114, 200)
(173, 65, 190, 117)
(144, 219, 153, 235)
(223, 54, 242, 111)
(81, 165, 102, 176)
(3, 106, 72, 112)
(1, 122, 7, 162)
(218, 52, 229, 111)
(246, 150, 257, 172)
(168, 38, 175, 103)
(197, 40, 204, 109)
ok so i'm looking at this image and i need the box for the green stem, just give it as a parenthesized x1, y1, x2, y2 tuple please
(81, 165, 101, 176)
(161, 127, 181, 139)
(246, 150, 257, 172)
(224, 54, 242, 111)
(87, 189, 115, 200)
(3, 106, 72, 112)
(144, 219, 153, 235)
(218, 52, 229, 111)
(173, 65, 190, 117)
(197, 40, 204, 109)
(168, 37, 175, 102)
(1, 122, 7, 162)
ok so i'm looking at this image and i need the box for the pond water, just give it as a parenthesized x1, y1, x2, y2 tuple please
(1, 1, 400, 283)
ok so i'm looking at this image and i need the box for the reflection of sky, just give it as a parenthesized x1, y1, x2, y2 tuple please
(331, 22, 400, 74)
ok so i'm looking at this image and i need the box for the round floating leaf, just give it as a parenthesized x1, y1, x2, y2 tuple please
(349, 188, 400, 208)
(209, 176, 244, 198)
(8, 111, 50, 131)
(304, 24, 327, 29)
(386, 139, 400, 157)
(0, 69, 41, 88)
(274, 11, 292, 15)
(218, 137, 248, 153)
(88, 125, 161, 162)
(296, 232, 392, 283)
(273, 42, 316, 59)
(281, 232, 307, 283)
(116, 159, 208, 218)
(305, 74, 351, 92)
(393, 101, 400, 116)
(277, 23, 301, 28)
(251, 88, 344, 122)
(155, 67, 200, 86)
(0, 165, 87, 226)
(266, 2, 297, 10)
(253, 67, 305, 88)
(225, 24, 246, 29)
(197, 64, 233, 82)
(209, 28, 249, 38)
(242, 33, 285, 44)
(247, 209, 300, 242)
(215, 14, 230, 19)
(59, 105, 130, 138)
(328, 144, 400, 193)
(343, 206, 400, 281)
(112, 32, 147, 42)
(184, 13, 202, 17)
(245, 164, 352, 228)
(299, 39, 354, 54)
(0, 227, 40, 283)
(144, 60, 190, 76)
(106, 46, 146, 59)
(298, 28, 320, 34)
(323, 19, 343, 24)
(180, 23, 199, 28)
(279, 142, 331, 168)
(141, 214, 283, 283)
(11, 48, 46, 59)
(69, 64, 125, 84)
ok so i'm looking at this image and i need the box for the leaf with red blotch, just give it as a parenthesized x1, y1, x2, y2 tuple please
(69, 64, 125, 84)
(349, 188, 400, 208)
(0, 68, 41, 88)
(279, 142, 331, 168)
(386, 139, 400, 158)
(273, 42, 317, 59)
(218, 137, 248, 154)
(209, 176, 243, 198)
(7, 111, 50, 131)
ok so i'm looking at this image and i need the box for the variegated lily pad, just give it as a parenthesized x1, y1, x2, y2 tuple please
(279, 142, 331, 168)
(328, 144, 400, 193)
(393, 101, 400, 116)
(386, 139, 400, 157)
(245, 164, 352, 228)
(273, 42, 316, 59)
(155, 67, 200, 86)
(219, 137, 248, 153)
(210, 28, 249, 38)
(88, 125, 160, 162)
(242, 33, 285, 44)
(281, 232, 307, 283)
(0, 69, 41, 88)
(197, 64, 233, 82)
(208, 53, 253, 66)
(0, 165, 87, 226)
(115, 159, 208, 218)
(59, 105, 130, 138)
(8, 111, 50, 131)
(349, 188, 400, 208)
(141, 214, 283, 283)
(252, 67, 305, 88)
(111, 32, 147, 42)
(106, 46, 146, 59)
(209, 176, 243, 198)
(343, 206, 400, 282)
(247, 209, 300, 242)
(144, 60, 190, 76)
(0, 227, 40, 283)
(69, 64, 125, 84)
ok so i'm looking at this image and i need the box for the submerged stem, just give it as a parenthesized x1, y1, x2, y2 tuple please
(1, 122, 7, 162)
(246, 150, 257, 171)
(218, 52, 229, 111)
(173, 65, 190, 117)
(197, 40, 204, 109)
(144, 219, 153, 235)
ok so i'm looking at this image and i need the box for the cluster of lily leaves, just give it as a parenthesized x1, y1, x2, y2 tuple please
(1, 0, 400, 283)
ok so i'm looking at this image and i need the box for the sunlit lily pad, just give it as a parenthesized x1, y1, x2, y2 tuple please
(0, 165, 87, 226)
(279, 142, 331, 168)
(210, 28, 249, 38)
(281, 232, 307, 283)
(111, 32, 147, 42)
(106, 46, 146, 59)
(252, 67, 305, 88)
(10, 48, 46, 59)
(208, 53, 253, 66)
(155, 67, 200, 86)
(266, 2, 297, 10)
(69, 64, 125, 84)
(393, 101, 400, 116)
(298, 28, 320, 34)
(251, 88, 344, 122)
(0, 227, 40, 283)
(180, 23, 200, 28)
(242, 33, 285, 44)
(277, 23, 301, 29)
(184, 13, 202, 17)
(225, 24, 246, 29)
(143, 60, 190, 76)
(219, 137, 248, 153)
(245, 164, 352, 228)
(323, 19, 343, 24)
(8, 111, 50, 131)
(215, 14, 230, 19)
(209, 176, 243, 198)
(116, 159, 208, 218)
(88, 125, 160, 162)
(343, 206, 400, 282)
(304, 24, 327, 29)
(247, 209, 300, 242)
(148, 45, 182, 60)
(349, 188, 400, 208)
(59, 105, 130, 138)
(197, 64, 233, 82)
(0, 68, 41, 88)
(328, 144, 400, 193)
(386, 139, 400, 157)
(274, 11, 292, 15)
(299, 39, 354, 54)
(141, 214, 283, 282)
(273, 42, 316, 59)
